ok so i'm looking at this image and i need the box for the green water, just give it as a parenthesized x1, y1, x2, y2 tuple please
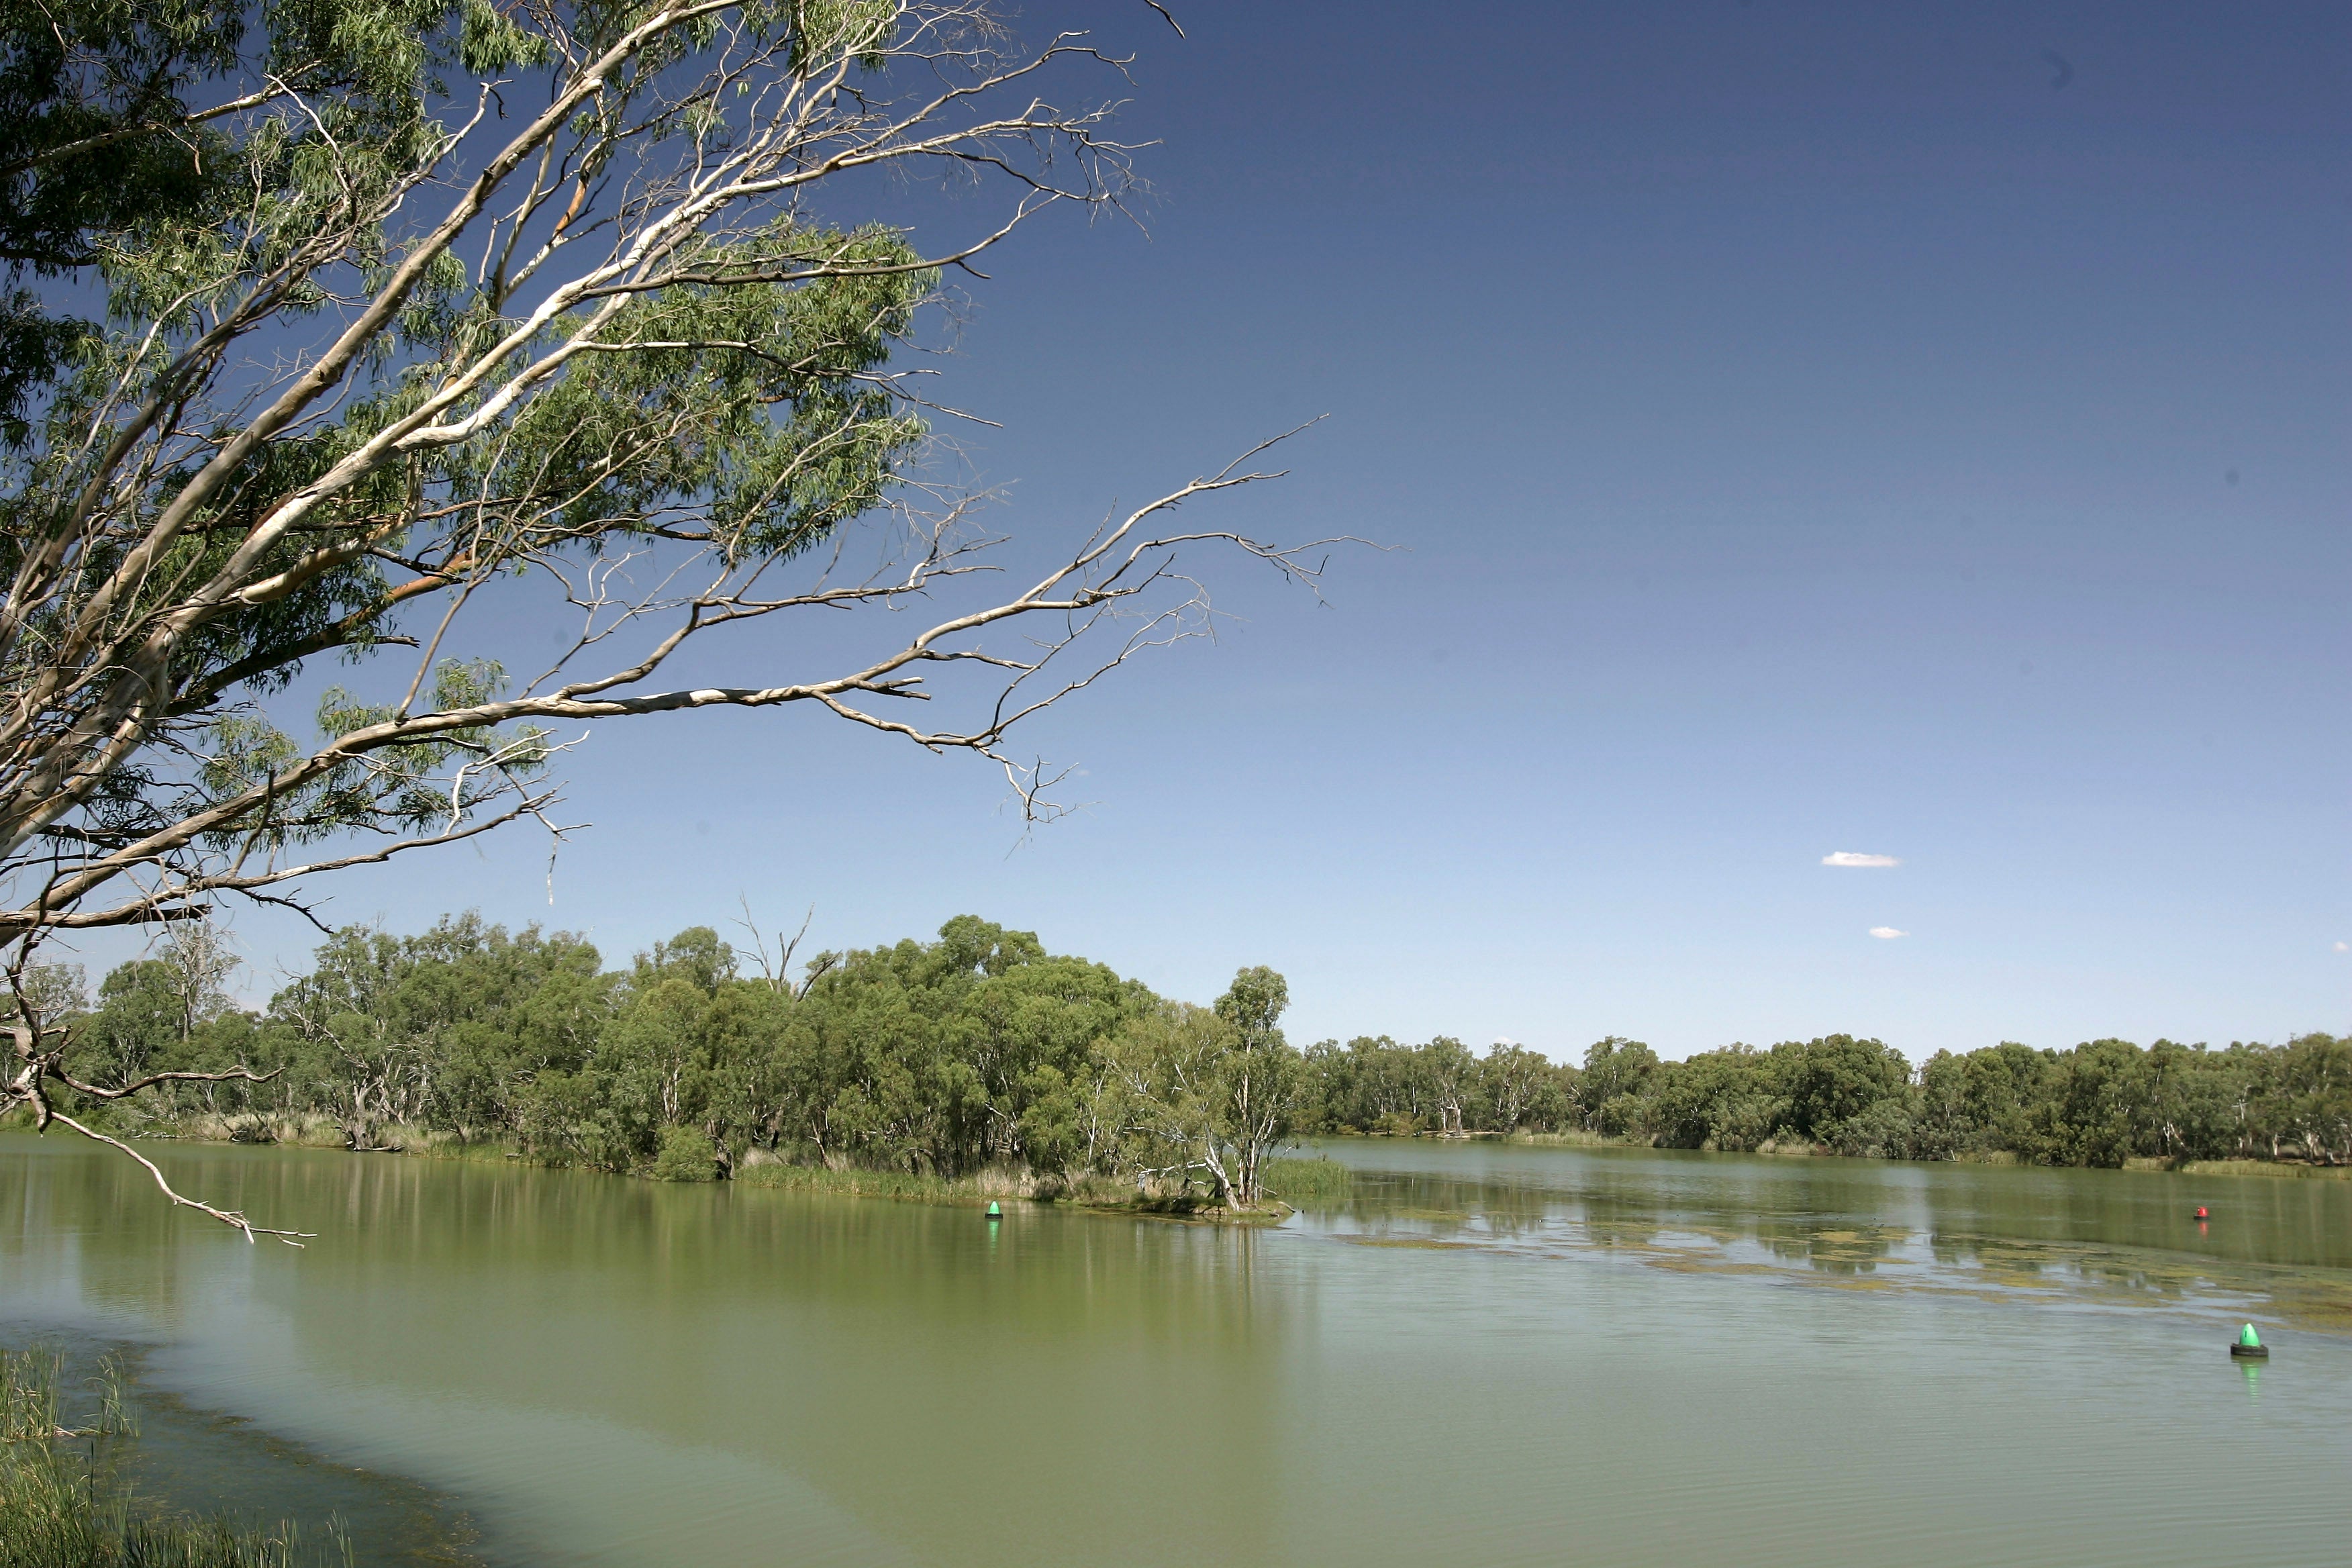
(3, 1134, 2347, 1567)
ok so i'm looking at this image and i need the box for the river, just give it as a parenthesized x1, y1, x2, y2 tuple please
(3, 1132, 2347, 1566)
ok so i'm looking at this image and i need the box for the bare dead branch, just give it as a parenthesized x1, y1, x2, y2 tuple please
(41, 1113, 313, 1245)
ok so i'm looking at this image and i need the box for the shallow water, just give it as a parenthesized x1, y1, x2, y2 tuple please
(3, 1132, 2347, 1567)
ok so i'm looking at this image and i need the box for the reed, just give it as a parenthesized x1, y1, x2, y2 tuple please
(2167, 1158, 2352, 1180)
(1262, 1156, 1353, 1201)
(1, 1348, 59, 1443)
(0, 1442, 343, 1568)
(172, 1113, 347, 1148)
(3, 1348, 139, 1446)
(733, 1163, 994, 1204)
(384, 1127, 526, 1163)
(1508, 1129, 1619, 1147)
(1, 1344, 334, 1567)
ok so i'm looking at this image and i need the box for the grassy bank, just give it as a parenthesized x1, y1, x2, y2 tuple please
(1510, 1128, 1886, 1157)
(2158, 1158, 2352, 1179)
(0, 1448, 338, 1568)
(1, 1346, 341, 1568)
(151, 1114, 526, 1161)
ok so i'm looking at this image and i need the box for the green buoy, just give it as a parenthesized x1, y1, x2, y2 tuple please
(2230, 1322, 2267, 1360)
(985, 1201, 1002, 1220)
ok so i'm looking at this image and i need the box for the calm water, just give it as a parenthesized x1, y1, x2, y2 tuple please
(3, 1133, 2348, 1567)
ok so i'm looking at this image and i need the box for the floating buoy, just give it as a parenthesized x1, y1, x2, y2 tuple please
(985, 1201, 1002, 1220)
(2230, 1323, 2267, 1360)
(2194, 1206, 2208, 1220)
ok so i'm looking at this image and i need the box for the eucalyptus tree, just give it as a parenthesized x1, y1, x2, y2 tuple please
(1417, 1033, 1471, 1136)
(0, 0, 1324, 1233)
(1200, 965, 1296, 1206)
(1573, 1036, 1657, 1134)
(1099, 995, 1230, 1197)
(1475, 1039, 1556, 1134)
(1769, 1034, 1912, 1147)
(65, 926, 234, 1089)
(2266, 1032, 2351, 1165)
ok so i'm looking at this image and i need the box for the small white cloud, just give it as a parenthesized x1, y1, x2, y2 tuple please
(1869, 926, 1907, 940)
(2337, 942, 2349, 953)
(1822, 851, 1901, 867)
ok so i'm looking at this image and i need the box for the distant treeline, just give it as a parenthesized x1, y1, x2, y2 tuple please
(1302, 1031, 2349, 1167)
(21, 916, 2350, 1183)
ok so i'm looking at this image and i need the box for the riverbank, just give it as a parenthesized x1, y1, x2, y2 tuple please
(2154, 1157, 2352, 1179)
(48, 1107, 2352, 1194)
(26, 1114, 1355, 1218)
(1, 1340, 415, 1568)
(1, 1439, 289, 1568)
(1500, 1128, 2352, 1174)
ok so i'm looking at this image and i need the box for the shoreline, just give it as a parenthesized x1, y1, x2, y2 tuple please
(0, 1327, 483, 1568)
(11, 1118, 1340, 1220)
(1494, 1129, 2352, 1175)
(48, 1115, 2349, 1193)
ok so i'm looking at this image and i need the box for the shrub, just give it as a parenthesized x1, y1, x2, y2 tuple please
(1823, 1099, 1918, 1160)
(650, 1126, 720, 1182)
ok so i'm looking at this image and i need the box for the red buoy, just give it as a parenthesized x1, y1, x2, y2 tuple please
(2194, 1206, 2208, 1220)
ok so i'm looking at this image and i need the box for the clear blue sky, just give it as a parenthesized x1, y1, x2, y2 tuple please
(77, 1, 2349, 1061)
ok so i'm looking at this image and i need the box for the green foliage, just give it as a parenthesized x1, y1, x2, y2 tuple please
(77, 907, 2351, 1179)
(788, 0, 895, 75)
(1772, 1034, 1912, 1144)
(1295, 1026, 2351, 1169)
(0, 0, 240, 434)
(0, 0, 980, 955)
(1577, 1037, 1659, 1128)
(95, 912, 1311, 1204)
(1644, 1045, 1783, 1151)
(1201, 965, 1301, 1204)
(1299, 1034, 1569, 1136)
(1214, 966, 1287, 1046)
(650, 1123, 720, 1181)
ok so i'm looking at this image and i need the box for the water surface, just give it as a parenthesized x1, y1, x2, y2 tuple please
(3, 1133, 2347, 1567)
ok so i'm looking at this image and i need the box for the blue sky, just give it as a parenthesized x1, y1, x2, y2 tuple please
(72, 1, 2348, 1061)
